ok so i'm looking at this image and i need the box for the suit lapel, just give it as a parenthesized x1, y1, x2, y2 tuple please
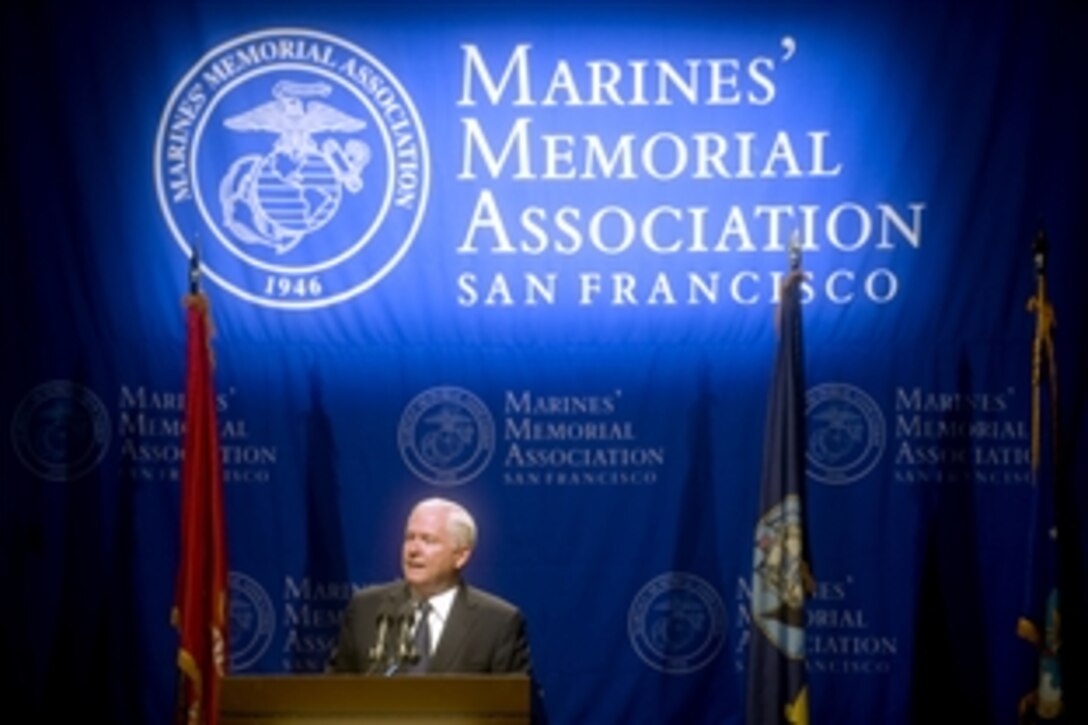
(429, 584, 472, 672)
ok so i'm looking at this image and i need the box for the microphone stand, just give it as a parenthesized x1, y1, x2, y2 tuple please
(371, 604, 421, 675)
(365, 613, 392, 674)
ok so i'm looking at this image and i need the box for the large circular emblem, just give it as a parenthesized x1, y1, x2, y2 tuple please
(806, 382, 885, 485)
(398, 386, 495, 487)
(229, 571, 276, 671)
(628, 572, 726, 674)
(11, 380, 111, 481)
(155, 28, 430, 310)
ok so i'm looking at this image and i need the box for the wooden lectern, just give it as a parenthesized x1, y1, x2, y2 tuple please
(220, 674, 531, 725)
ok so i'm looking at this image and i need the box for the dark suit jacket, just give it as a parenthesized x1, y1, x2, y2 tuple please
(330, 579, 532, 675)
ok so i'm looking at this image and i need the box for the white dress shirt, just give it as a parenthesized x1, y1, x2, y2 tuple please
(416, 586, 457, 655)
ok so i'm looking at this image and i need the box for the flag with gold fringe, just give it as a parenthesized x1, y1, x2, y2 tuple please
(172, 255, 228, 725)
(1016, 232, 1064, 723)
(746, 238, 813, 725)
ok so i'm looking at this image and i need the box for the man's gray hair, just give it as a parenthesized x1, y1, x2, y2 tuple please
(414, 497, 477, 550)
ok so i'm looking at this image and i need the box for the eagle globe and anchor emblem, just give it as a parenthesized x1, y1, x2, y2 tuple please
(219, 80, 372, 255)
(156, 29, 430, 310)
(398, 387, 496, 487)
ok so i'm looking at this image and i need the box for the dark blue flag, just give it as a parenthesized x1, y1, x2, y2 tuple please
(746, 260, 812, 725)
(1016, 234, 1063, 722)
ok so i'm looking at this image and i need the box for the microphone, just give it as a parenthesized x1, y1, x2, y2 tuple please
(366, 611, 391, 674)
(367, 596, 402, 670)
(386, 600, 418, 676)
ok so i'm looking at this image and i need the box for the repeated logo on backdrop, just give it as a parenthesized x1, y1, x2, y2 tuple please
(734, 571, 900, 676)
(229, 570, 276, 671)
(397, 386, 496, 486)
(398, 385, 667, 487)
(806, 383, 886, 486)
(892, 384, 1031, 486)
(11, 380, 111, 482)
(629, 572, 727, 674)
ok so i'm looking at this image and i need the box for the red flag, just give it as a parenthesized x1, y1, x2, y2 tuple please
(172, 291, 228, 725)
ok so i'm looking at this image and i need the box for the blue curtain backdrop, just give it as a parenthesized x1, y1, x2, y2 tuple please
(2, 1, 1086, 723)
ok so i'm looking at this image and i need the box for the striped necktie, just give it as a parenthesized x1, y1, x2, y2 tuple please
(410, 600, 431, 673)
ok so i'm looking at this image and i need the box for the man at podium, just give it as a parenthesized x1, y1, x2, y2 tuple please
(330, 497, 533, 676)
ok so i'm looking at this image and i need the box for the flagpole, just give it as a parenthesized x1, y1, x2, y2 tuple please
(1017, 228, 1064, 722)
(189, 246, 201, 296)
(786, 230, 815, 599)
(776, 231, 803, 334)
(1028, 230, 1056, 473)
(178, 246, 200, 725)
